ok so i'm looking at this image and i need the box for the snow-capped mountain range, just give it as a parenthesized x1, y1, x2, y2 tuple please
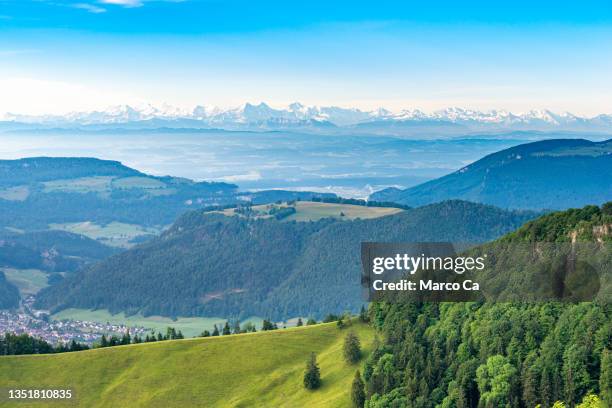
(2, 102, 612, 134)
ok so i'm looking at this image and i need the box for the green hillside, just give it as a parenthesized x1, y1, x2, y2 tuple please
(0, 322, 374, 408)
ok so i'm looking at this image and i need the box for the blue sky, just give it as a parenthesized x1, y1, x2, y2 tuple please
(1, 0, 612, 115)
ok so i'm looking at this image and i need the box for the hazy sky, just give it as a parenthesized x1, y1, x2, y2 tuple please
(1, 0, 612, 115)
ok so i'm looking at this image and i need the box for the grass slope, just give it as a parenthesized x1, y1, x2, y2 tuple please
(0, 322, 374, 408)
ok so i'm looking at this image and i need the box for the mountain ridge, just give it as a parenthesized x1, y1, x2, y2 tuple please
(3, 103, 612, 134)
(370, 138, 612, 210)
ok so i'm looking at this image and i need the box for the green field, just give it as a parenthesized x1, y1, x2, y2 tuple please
(41, 175, 177, 198)
(0, 322, 374, 408)
(48, 221, 161, 248)
(2, 268, 48, 296)
(51, 309, 260, 338)
(222, 201, 403, 222)
(42, 176, 114, 195)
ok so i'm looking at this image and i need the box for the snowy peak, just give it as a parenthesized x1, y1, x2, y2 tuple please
(2, 103, 611, 133)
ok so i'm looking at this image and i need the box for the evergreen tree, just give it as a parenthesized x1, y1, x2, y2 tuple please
(100, 334, 108, 348)
(307, 318, 317, 325)
(200, 330, 211, 337)
(297, 318, 303, 327)
(304, 352, 321, 390)
(323, 314, 339, 323)
(212, 325, 220, 336)
(242, 322, 257, 332)
(601, 349, 611, 405)
(222, 322, 231, 335)
(343, 332, 361, 364)
(521, 353, 540, 408)
(351, 370, 366, 407)
(233, 320, 241, 334)
(359, 305, 368, 322)
(166, 327, 177, 340)
(262, 319, 277, 331)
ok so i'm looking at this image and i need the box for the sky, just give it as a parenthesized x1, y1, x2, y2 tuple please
(1, 0, 612, 116)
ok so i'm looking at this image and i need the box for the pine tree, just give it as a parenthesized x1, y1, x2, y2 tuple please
(359, 305, 368, 322)
(222, 322, 231, 335)
(233, 320, 241, 334)
(297, 318, 303, 327)
(601, 349, 611, 405)
(200, 330, 211, 337)
(100, 334, 108, 348)
(343, 332, 361, 364)
(307, 318, 317, 325)
(304, 353, 321, 390)
(121, 330, 131, 345)
(212, 325, 220, 336)
(262, 319, 277, 331)
(351, 370, 366, 407)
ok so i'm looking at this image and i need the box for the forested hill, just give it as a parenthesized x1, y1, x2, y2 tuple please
(0, 271, 19, 309)
(35, 200, 536, 320)
(0, 157, 334, 231)
(370, 138, 612, 210)
(364, 203, 611, 408)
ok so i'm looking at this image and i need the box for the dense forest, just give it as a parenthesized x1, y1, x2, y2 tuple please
(363, 203, 611, 407)
(0, 271, 19, 309)
(0, 332, 89, 355)
(371, 139, 612, 211)
(36, 200, 537, 320)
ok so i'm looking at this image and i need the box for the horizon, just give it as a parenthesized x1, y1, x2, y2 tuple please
(1, 1, 612, 116)
(2, 101, 612, 121)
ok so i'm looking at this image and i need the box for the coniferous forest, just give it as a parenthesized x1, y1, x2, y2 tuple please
(362, 204, 611, 407)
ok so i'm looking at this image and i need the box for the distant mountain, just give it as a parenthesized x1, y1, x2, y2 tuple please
(35, 200, 537, 319)
(0, 157, 334, 235)
(3, 103, 612, 135)
(370, 139, 612, 210)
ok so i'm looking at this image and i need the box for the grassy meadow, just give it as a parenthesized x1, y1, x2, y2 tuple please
(221, 201, 403, 222)
(48, 221, 161, 248)
(2, 268, 48, 296)
(0, 321, 374, 408)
